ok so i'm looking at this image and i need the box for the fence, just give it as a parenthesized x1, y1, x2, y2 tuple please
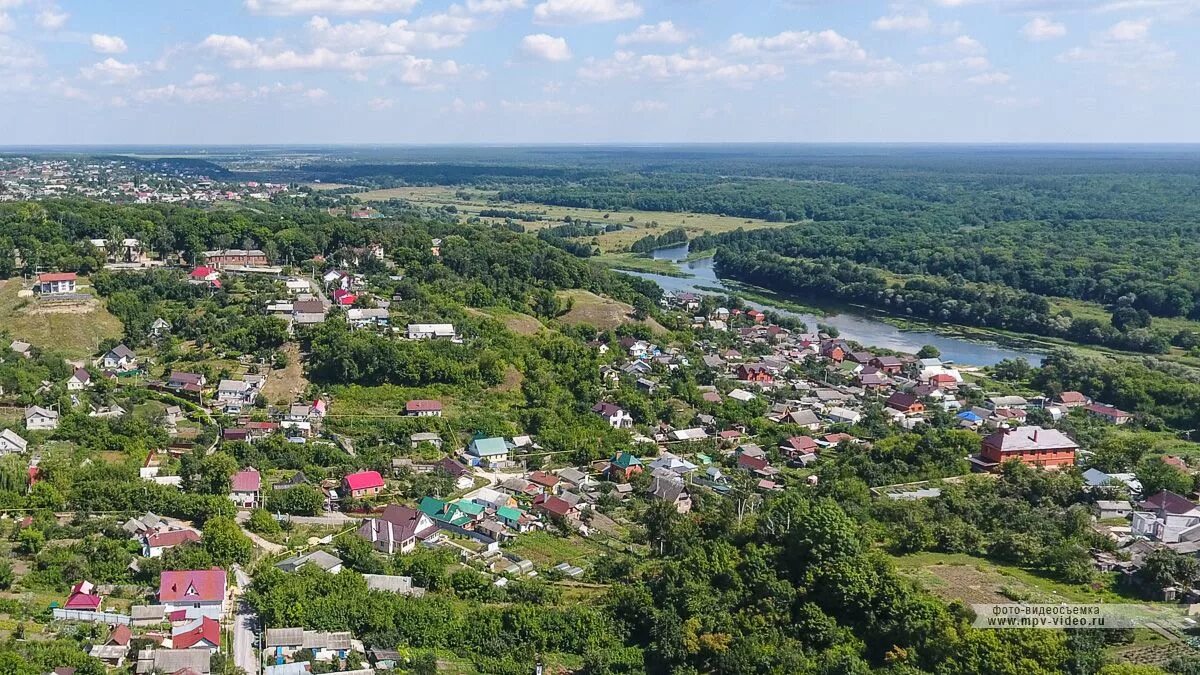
(52, 608, 132, 625)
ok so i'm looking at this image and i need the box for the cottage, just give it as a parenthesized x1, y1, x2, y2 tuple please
(229, 469, 261, 508)
(103, 344, 138, 371)
(67, 367, 91, 391)
(189, 266, 220, 284)
(276, 550, 344, 575)
(344, 470, 386, 499)
(1094, 500, 1133, 520)
(144, 529, 201, 558)
(970, 426, 1078, 472)
(8, 341, 31, 358)
(159, 568, 226, 617)
(591, 402, 633, 428)
(407, 323, 456, 340)
(1055, 391, 1091, 408)
(824, 407, 861, 425)
(347, 307, 390, 329)
(869, 356, 904, 374)
(172, 617, 221, 651)
(357, 504, 438, 555)
(64, 580, 102, 611)
(606, 452, 643, 481)
(203, 248, 269, 268)
(149, 318, 172, 337)
(466, 436, 510, 467)
(533, 494, 579, 522)
(646, 476, 692, 513)
(1084, 403, 1133, 425)
(35, 272, 77, 295)
(0, 429, 27, 455)
(405, 399, 443, 417)
(885, 392, 925, 416)
(25, 405, 58, 431)
(987, 395, 1028, 411)
(167, 371, 205, 394)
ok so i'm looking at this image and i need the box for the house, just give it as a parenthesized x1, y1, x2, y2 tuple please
(67, 367, 91, 391)
(987, 395, 1028, 411)
(189, 266, 220, 284)
(409, 432, 443, 450)
(591, 402, 633, 429)
(149, 318, 172, 337)
(228, 469, 261, 508)
(780, 435, 818, 459)
(172, 617, 221, 651)
(347, 307, 390, 329)
(556, 467, 593, 489)
(868, 355, 903, 374)
(64, 580, 102, 611)
(466, 436, 510, 467)
(0, 429, 27, 455)
(970, 426, 1078, 472)
(167, 371, 205, 394)
(735, 365, 775, 385)
(528, 470, 562, 494)
(646, 475, 692, 513)
(885, 392, 925, 416)
(1055, 391, 1091, 408)
(1134, 490, 1200, 543)
(265, 629, 353, 663)
(1094, 500, 1133, 520)
(668, 427, 708, 443)
(407, 323, 456, 340)
(606, 452, 643, 481)
(783, 409, 821, 430)
(344, 470, 385, 500)
(102, 344, 138, 371)
(25, 405, 58, 431)
(436, 457, 473, 489)
(331, 288, 357, 307)
(728, 388, 757, 402)
(649, 452, 698, 476)
(203, 249, 269, 268)
(35, 272, 77, 295)
(9, 340, 31, 358)
(144, 528, 201, 558)
(217, 380, 257, 409)
(136, 648, 211, 675)
(405, 399, 443, 417)
(825, 407, 861, 425)
(159, 568, 227, 616)
(291, 299, 328, 326)
(357, 504, 438, 555)
(533, 494, 579, 522)
(1084, 403, 1133, 425)
(275, 550, 344, 575)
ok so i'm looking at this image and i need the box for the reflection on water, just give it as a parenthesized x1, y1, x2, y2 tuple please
(622, 244, 1043, 367)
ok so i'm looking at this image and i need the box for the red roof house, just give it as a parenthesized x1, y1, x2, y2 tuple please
(64, 581, 102, 611)
(405, 399, 443, 416)
(159, 568, 226, 610)
(331, 288, 357, 306)
(343, 470, 385, 499)
(172, 617, 221, 650)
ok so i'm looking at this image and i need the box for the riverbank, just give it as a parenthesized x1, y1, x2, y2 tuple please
(592, 253, 694, 278)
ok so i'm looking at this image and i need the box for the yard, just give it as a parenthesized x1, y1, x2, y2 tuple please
(0, 278, 123, 359)
(505, 531, 610, 569)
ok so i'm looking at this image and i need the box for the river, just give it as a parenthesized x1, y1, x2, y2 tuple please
(620, 244, 1043, 367)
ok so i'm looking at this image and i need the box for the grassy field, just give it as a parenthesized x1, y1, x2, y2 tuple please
(892, 552, 1124, 604)
(464, 307, 544, 336)
(592, 252, 694, 277)
(261, 342, 310, 406)
(555, 289, 668, 335)
(505, 531, 609, 568)
(0, 278, 123, 359)
(354, 186, 791, 253)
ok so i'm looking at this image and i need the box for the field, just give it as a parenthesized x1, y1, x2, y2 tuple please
(261, 342, 311, 406)
(464, 307, 543, 336)
(505, 531, 610, 569)
(892, 552, 1127, 604)
(354, 186, 789, 253)
(0, 278, 123, 359)
(555, 289, 668, 335)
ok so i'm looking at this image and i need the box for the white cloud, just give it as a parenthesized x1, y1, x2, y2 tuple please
(368, 96, 393, 110)
(1106, 18, 1151, 41)
(519, 33, 571, 61)
(631, 99, 666, 112)
(188, 72, 219, 86)
(872, 9, 932, 32)
(466, 0, 526, 12)
(80, 57, 141, 83)
(35, 8, 68, 30)
(965, 70, 1011, 84)
(90, 34, 128, 54)
(727, 30, 867, 63)
(616, 21, 690, 45)
(306, 16, 469, 54)
(202, 34, 375, 70)
(389, 55, 462, 87)
(245, 0, 420, 15)
(533, 0, 642, 25)
(304, 87, 329, 100)
(1020, 17, 1066, 41)
(579, 48, 783, 84)
(0, 13, 12, 32)
(823, 61, 909, 89)
(446, 97, 488, 112)
(500, 99, 591, 114)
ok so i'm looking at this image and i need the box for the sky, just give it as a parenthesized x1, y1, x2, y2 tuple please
(0, 0, 1198, 144)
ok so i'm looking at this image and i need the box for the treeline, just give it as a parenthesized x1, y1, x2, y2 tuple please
(710, 248, 1170, 353)
(304, 321, 505, 387)
(629, 227, 687, 254)
(478, 208, 543, 221)
(693, 219, 1200, 320)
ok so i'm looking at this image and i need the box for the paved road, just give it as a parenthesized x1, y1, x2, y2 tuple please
(232, 566, 259, 675)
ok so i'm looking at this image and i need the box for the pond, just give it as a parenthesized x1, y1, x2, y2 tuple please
(620, 244, 1044, 367)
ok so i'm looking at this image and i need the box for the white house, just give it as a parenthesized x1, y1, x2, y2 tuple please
(217, 380, 256, 408)
(407, 323, 456, 340)
(591, 402, 633, 429)
(34, 272, 77, 295)
(25, 406, 58, 431)
(66, 367, 92, 391)
(102, 344, 137, 371)
(0, 429, 27, 454)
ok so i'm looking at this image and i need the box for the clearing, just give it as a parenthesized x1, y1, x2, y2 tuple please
(261, 342, 310, 405)
(464, 307, 543, 336)
(0, 278, 123, 359)
(354, 186, 790, 253)
(555, 289, 668, 335)
(505, 531, 609, 569)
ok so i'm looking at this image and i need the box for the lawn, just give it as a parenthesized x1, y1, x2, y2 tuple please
(505, 531, 609, 569)
(353, 186, 791, 253)
(0, 278, 123, 359)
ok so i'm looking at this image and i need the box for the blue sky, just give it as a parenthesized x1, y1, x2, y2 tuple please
(0, 0, 1197, 143)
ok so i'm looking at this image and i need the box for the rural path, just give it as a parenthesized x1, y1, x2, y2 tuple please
(231, 566, 260, 675)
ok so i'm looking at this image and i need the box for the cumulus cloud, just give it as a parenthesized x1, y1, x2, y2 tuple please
(1020, 17, 1066, 41)
(519, 33, 571, 61)
(1058, 17, 1173, 86)
(616, 21, 690, 45)
(579, 48, 783, 84)
(466, 0, 526, 12)
(245, 0, 419, 15)
(306, 16, 469, 54)
(35, 7, 68, 30)
(727, 30, 867, 63)
(872, 9, 932, 32)
(1106, 18, 1151, 41)
(80, 57, 141, 83)
(533, 0, 642, 25)
(202, 34, 375, 70)
(90, 34, 128, 54)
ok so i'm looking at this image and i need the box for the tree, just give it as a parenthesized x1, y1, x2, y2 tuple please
(0, 560, 13, 591)
(1136, 455, 1194, 497)
(246, 509, 281, 536)
(916, 345, 941, 359)
(202, 517, 254, 566)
